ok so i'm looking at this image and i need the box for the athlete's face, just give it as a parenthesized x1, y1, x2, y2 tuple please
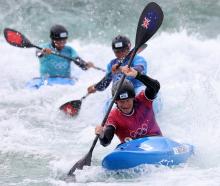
(116, 98, 134, 114)
(53, 39, 67, 50)
(113, 47, 130, 60)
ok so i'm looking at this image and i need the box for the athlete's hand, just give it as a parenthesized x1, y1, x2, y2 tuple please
(42, 48, 52, 55)
(87, 85, 96, 94)
(112, 64, 120, 74)
(86, 62, 95, 69)
(121, 65, 138, 77)
(95, 125, 104, 137)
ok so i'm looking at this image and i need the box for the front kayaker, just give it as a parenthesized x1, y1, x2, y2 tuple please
(95, 65, 162, 145)
(36, 24, 94, 78)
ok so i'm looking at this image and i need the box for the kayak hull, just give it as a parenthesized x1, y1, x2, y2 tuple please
(25, 77, 76, 89)
(102, 136, 194, 170)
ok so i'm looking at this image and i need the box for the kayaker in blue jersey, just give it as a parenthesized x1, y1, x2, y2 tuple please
(87, 35, 147, 94)
(87, 35, 162, 114)
(36, 24, 94, 78)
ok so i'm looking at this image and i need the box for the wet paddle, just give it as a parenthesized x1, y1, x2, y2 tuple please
(67, 2, 164, 176)
(59, 43, 147, 117)
(3, 28, 105, 72)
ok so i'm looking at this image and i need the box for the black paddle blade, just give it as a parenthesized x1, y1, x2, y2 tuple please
(59, 100, 82, 116)
(4, 28, 34, 48)
(68, 151, 92, 176)
(135, 2, 164, 49)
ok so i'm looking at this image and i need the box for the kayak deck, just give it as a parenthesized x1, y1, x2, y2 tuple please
(25, 77, 76, 89)
(102, 136, 194, 170)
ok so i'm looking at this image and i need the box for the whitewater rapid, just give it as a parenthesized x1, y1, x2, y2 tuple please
(0, 31, 220, 185)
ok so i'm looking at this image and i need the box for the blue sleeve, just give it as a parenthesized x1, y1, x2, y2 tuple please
(67, 46, 89, 70)
(70, 47, 78, 58)
(132, 55, 148, 75)
(106, 62, 112, 75)
(94, 74, 112, 91)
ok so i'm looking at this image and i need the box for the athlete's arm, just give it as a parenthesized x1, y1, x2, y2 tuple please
(96, 125, 115, 146)
(133, 65, 145, 73)
(135, 72, 160, 100)
(121, 66, 160, 100)
(94, 73, 112, 91)
(74, 57, 90, 70)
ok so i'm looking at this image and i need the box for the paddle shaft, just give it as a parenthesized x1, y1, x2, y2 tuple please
(34, 42, 146, 73)
(83, 48, 138, 158)
(60, 43, 146, 112)
(31, 44, 105, 72)
(80, 93, 89, 101)
(67, 2, 164, 176)
(67, 49, 137, 176)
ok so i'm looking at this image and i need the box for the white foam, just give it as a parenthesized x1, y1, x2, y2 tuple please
(0, 31, 220, 185)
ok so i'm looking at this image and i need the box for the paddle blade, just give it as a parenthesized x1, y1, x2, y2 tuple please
(68, 151, 92, 176)
(59, 100, 82, 116)
(135, 2, 164, 49)
(4, 28, 34, 48)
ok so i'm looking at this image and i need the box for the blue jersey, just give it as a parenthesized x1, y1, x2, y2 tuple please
(106, 55, 147, 89)
(95, 54, 147, 92)
(38, 43, 78, 78)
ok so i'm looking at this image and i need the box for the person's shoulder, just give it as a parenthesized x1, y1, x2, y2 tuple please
(135, 91, 152, 105)
(64, 45, 75, 51)
(134, 54, 146, 61)
(107, 58, 117, 68)
(109, 107, 120, 117)
(64, 45, 78, 55)
(109, 58, 117, 64)
(133, 55, 147, 66)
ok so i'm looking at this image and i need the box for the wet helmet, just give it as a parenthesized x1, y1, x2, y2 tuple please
(112, 35, 131, 51)
(50, 25, 68, 40)
(112, 79, 135, 100)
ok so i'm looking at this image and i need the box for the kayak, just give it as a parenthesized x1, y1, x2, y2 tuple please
(25, 77, 76, 89)
(102, 136, 194, 170)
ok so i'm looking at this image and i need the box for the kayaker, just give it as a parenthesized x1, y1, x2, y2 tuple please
(36, 24, 94, 78)
(87, 35, 147, 95)
(95, 65, 162, 145)
(87, 35, 162, 114)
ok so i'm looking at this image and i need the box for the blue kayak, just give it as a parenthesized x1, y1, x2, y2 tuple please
(25, 77, 76, 89)
(102, 136, 194, 170)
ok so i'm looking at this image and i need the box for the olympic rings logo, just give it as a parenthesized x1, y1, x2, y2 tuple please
(130, 124, 148, 138)
(54, 63, 68, 69)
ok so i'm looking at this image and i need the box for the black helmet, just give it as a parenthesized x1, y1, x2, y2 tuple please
(112, 35, 131, 51)
(112, 79, 135, 100)
(50, 25, 68, 40)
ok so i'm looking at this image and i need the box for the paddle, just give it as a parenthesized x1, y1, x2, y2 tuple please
(3, 28, 105, 72)
(59, 43, 147, 117)
(59, 93, 89, 116)
(67, 2, 164, 176)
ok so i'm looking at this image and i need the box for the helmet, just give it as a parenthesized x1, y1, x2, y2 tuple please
(112, 79, 135, 100)
(50, 25, 68, 40)
(112, 35, 131, 51)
